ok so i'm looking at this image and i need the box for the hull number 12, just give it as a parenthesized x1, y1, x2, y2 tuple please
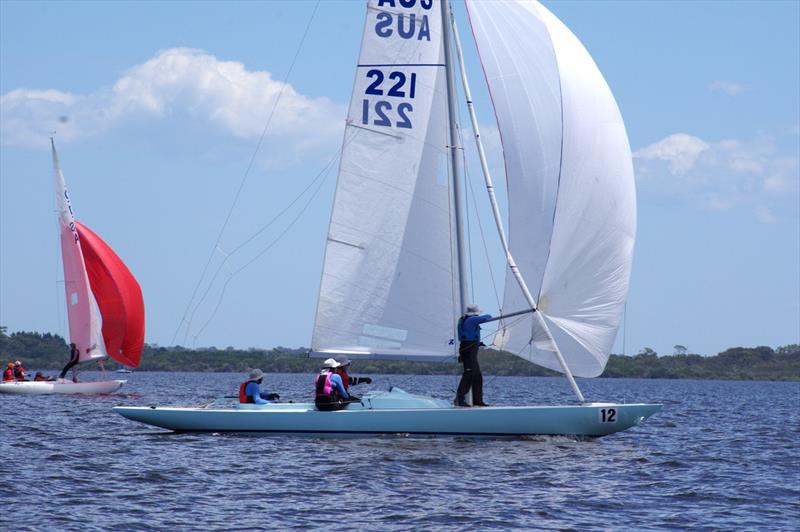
(599, 408, 617, 423)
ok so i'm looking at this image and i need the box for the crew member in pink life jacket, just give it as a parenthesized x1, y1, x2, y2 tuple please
(315, 358, 350, 411)
(3, 362, 15, 382)
(238, 369, 280, 404)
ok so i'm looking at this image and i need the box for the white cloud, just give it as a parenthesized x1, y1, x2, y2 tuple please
(710, 81, 744, 96)
(633, 133, 709, 174)
(754, 206, 779, 224)
(0, 48, 345, 150)
(634, 132, 799, 222)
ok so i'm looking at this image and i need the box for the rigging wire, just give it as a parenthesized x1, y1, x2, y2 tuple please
(191, 157, 336, 345)
(172, 0, 321, 346)
(461, 144, 503, 314)
(182, 143, 347, 341)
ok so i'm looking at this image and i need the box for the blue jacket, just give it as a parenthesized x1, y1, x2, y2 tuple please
(328, 372, 349, 399)
(244, 381, 276, 404)
(458, 314, 493, 342)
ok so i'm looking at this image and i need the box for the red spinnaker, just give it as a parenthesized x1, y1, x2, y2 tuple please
(75, 221, 145, 368)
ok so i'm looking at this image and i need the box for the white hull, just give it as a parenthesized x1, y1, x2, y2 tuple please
(114, 388, 661, 438)
(0, 379, 126, 395)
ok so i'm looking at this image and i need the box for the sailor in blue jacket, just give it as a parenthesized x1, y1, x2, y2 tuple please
(456, 304, 492, 407)
(239, 368, 280, 404)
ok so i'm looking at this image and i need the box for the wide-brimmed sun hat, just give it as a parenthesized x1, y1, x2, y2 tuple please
(14, 360, 21, 366)
(248, 368, 265, 380)
(466, 304, 481, 315)
(322, 358, 341, 369)
(334, 355, 351, 367)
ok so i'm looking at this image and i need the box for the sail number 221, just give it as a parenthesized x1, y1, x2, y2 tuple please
(362, 69, 417, 129)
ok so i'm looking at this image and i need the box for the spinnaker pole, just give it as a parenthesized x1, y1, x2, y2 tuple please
(449, 11, 586, 403)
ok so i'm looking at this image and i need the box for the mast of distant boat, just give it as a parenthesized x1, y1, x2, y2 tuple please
(446, 2, 586, 403)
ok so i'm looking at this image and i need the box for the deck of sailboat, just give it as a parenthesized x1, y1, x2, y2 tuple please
(112, 388, 661, 438)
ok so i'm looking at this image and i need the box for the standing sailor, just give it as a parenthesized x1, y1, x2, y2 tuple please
(455, 304, 492, 407)
(59, 342, 81, 382)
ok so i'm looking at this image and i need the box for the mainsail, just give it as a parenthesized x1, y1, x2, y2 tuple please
(53, 140, 105, 362)
(52, 140, 145, 368)
(312, 0, 458, 360)
(467, 0, 636, 377)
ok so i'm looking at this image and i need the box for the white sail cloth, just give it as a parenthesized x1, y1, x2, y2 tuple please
(467, 0, 636, 377)
(312, 0, 458, 360)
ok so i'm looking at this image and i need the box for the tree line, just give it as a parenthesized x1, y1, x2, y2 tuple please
(1, 327, 797, 381)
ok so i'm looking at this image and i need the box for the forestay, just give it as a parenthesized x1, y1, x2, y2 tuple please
(312, 0, 459, 361)
(467, 0, 636, 377)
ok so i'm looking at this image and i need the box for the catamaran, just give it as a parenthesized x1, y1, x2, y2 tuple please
(0, 140, 145, 395)
(114, 0, 661, 436)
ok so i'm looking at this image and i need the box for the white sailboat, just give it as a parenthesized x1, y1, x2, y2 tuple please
(114, 0, 661, 436)
(0, 140, 145, 395)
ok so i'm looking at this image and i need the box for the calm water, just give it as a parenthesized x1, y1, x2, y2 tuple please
(1, 372, 798, 531)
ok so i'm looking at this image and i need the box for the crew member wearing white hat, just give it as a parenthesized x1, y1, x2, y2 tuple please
(315, 358, 350, 411)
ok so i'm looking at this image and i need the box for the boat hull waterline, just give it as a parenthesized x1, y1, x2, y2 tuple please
(0, 380, 126, 395)
(113, 389, 661, 437)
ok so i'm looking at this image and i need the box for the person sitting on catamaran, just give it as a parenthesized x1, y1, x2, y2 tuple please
(59, 342, 81, 381)
(315, 358, 350, 411)
(333, 355, 373, 390)
(33, 372, 51, 382)
(456, 304, 493, 407)
(13, 361, 27, 381)
(239, 369, 280, 404)
(3, 362, 15, 382)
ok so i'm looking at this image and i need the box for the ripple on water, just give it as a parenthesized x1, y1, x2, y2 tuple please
(2, 374, 799, 530)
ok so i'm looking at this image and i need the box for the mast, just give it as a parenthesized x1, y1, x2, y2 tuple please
(441, 0, 469, 315)
(449, 10, 586, 403)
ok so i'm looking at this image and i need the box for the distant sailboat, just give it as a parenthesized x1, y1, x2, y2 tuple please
(115, 0, 660, 436)
(0, 140, 145, 395)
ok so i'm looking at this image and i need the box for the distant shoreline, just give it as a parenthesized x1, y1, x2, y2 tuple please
(2, 329, 798, 381)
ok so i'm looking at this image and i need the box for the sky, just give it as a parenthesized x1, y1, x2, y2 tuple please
(1, 0, 798, 358)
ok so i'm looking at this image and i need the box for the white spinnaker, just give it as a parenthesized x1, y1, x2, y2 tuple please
(312, 0, 458, 361)
(52, 140, 105, 362)
(467, 0, 636, 377)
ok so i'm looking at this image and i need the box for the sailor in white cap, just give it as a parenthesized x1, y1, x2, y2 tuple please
(314, 358, 351, 411)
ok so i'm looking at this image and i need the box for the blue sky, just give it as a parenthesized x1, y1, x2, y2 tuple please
(1, 0, 798, 358)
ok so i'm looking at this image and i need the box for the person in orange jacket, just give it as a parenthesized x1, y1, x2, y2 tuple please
(333, 356, 372, 391)
(3, 362, 15, 382)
